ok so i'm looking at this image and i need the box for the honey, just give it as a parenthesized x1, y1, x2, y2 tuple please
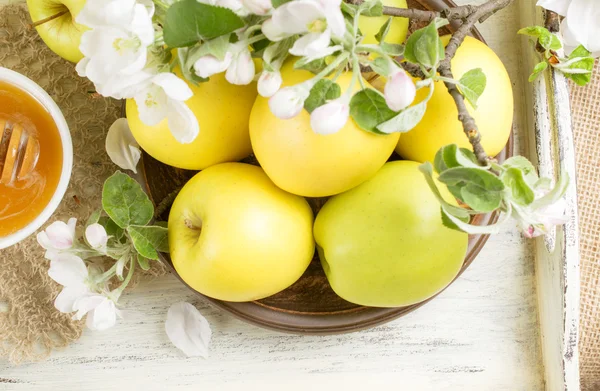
(0, 81, 63, 237)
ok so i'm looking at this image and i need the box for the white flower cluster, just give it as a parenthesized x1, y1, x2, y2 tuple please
(37, 219, 121, 331)
(76, 0, 199, 144)
(537, 0, 600, 56)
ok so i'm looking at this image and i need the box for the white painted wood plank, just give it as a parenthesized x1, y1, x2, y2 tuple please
(0, 1, 553, 390)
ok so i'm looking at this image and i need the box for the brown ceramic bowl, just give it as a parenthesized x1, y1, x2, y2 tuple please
(136, 0, 514, 335)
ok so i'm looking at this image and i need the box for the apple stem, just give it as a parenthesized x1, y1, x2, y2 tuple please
(184, 219, 202, 231)
(31, 10, 69, 29)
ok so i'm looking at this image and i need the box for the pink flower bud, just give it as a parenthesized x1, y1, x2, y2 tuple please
(269, 85, 311, 119)
(309, 96, 350, 135)
(242, 0, 272, 15)
(193, 52, 233, 79)
(384, 68, 417, 112)
(85, 223, 108, 252)
(258, 70, 282, 97)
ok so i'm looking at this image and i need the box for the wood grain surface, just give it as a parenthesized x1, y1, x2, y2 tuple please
(0, 0, 545, 389)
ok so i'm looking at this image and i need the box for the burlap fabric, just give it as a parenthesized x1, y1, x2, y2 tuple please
(572, 60, 600, 391)
(0, 4, 165, 364)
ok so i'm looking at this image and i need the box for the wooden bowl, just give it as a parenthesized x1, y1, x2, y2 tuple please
(136, 0, 514, 334)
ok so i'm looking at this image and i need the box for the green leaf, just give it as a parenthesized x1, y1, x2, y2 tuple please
(375, 17, 393, 43)
(163, 0, 244, 48)
(531, 169, 570, 210)
(441, 203, 513, 235)
(434, 148, 448, 174)
(440, 207, 469, 231)
(349, 89, 397, 133)
(438, 144, 485, 170)
(376, 100, 427, 133)
(341, 1, 357, 16)
(457, 68, 486, 109)
(518, 26, 562, 51)
(405, 20, 444, 68)
(501, 167, 535, 206)
(358, 0, 383, 16)
(128, 225, 170, 261)
(86, 209, 102, 227)
(381, 42, 404, 57)
(502, 156, 538, 185)
(562, 45, 595, 86)
(304, 80, 342, 113)
(178, 47, 208, 86)
(418, 162, 472, 219)
(529, 61, 548, 82)
(98, 216, 125, 241)
(294, 56, 329, 74)
(272, 0, 292, 7)
(102, 171, 154, 229)
(137, 254, 151, 271)
(368, 57, 392, 76)
(187, 34, 231, 64)
(438, 167, 505, 212)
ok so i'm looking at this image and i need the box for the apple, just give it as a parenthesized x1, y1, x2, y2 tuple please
(168, 162, 315, 302)
(314, 160, 468, 307)
(27, 0, 86, 63)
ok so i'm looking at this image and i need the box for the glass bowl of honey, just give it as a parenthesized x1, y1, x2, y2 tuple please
(0, 67, 72, 250)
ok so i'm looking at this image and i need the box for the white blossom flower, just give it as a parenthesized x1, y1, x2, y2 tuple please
(242, 0, 272, 15)
(76, 0, 137, 29)
(309, 94, 350, 135)
(165, 302, 212, 358)
(258, 69, 283, 97)
(384, 67, 417, 111)
(48, 253, 92, 313)
(537, 0, 600, 56)
(225, 42, 256, 85)
(134, 73, 200, 144)
(37, 218, 78, 258)
(85, 224, 108, 253)
(198, 0, 247, 15)
(76, 3, 155, 93)
(105, 118, 141, 173)
(262, 0, 345, 58)
(519, 198, 569, 238)
(73, 294, 122, 331)
(269, 82, 313, 119)
(193, 52, 233, 79)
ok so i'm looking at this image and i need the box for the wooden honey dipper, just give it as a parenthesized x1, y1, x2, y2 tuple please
(0, 119, 40, 185)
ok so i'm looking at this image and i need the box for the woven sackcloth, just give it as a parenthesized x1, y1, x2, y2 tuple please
(573, 60, 600, 391)
(0, 4, 166, 364)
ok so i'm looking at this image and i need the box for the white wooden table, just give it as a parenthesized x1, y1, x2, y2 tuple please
(0, 1, 545, 389)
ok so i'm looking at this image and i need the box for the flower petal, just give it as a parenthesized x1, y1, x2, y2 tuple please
(289, 30, 332, 57)
(134, 84, 169, 126)
(225, 48, 256, 85)
(72, 294, 105, 321)
(76, 0, 137, 28)
(153, 73, 193, 101)
(384, 69, 417, 111)
(167, 100, 200, 144)
(242, 0, 272, 15)
(85, 224, 108, 251)
(129, 3, 155, 46)
(537, 0, 571, 16)
(269, 85, 311, 119)
(309, 98, 349, 135)
(165, 302, 212, 358)
(258, 70, 283, 97)
(105, 118, 141, 173)
(562, 0, 600, 56)
(48, 253, 88, 287)
(87, 298, 118, 331)
(44, 220, 76, 250)
(55, 285, 89, 313)
(193, 52, 233, 78)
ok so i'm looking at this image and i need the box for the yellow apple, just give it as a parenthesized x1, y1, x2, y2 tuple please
(396, 35, 513, 163)
(249, 61, 399, 197)
(314, 160, 468, 307)
(359, 0, 409, 45)
(27, 0, 87, 63)
(127, 71, 257, 170)
(169, 162, 315, 302)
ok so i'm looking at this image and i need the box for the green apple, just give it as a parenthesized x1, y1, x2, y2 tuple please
(27, 0, 87, 63)
(314, 161, 468, 307)
(169, 163, 315, 302)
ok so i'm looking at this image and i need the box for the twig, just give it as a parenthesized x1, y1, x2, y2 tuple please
(360, 62, 425, 79)
(437, 0, 513, 164)
(348, 0, 490, 23)
(545, 10, 561, 33)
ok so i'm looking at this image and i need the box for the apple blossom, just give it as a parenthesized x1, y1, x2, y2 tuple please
(165, 302, 212, 358)
(105, 118, 141, 173)
(242, 0, 272, 15)
(76, 3, 155, 88)
(85, 224, 109, 253)
(134, 73, 200, 144)
(258, 69, 283, 97)
(73, 293, 122, 331)
(48, 253, 92, 313)
(384, 68, 417, 112)
(225, 43, 256, 85)
(269, 82, 313, 119)
(309, 94, 350, 135)
(262, 0, 345, 55)
(75, 0, 138, 29)
(37, 218, 78, 258)
(518, 198, 569, 238)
